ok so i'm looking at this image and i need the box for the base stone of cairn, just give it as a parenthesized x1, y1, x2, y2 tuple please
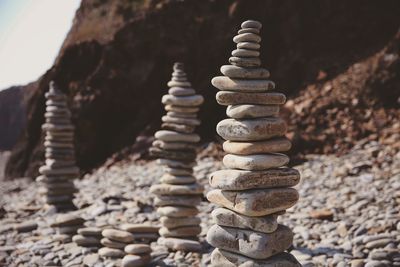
(207, 20, 301, 266)
(150, 62, 204, 252)
(36, 82, 79, 212)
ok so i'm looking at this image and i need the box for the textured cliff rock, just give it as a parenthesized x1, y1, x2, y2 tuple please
(5, 0, 400, 178)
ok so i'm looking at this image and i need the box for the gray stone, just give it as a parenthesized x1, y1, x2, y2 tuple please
(72, 235, 101, 247)
(233, 33, 261, 43)
(229, 56, 261, 67)
(161, 123, 195, 134)
(238, 28, 260, 34)
(226, 104, 279, 119)
(217, 118, 286, 141)
(237, 42, 261, 50)
(102, 229, 134, 243)
(207, 224, 293, 260)
(51, 214, 84, 227)
(212, 76, 275, 92)
(223, 138, 291, 155)
(158, 158, 195, 169)
(160, 216, 201, 229)
(162, 94, 203, 107)
(167, 80, 191, 87)
(120, 224, 159, 233)
(158, 237, 202, 252)
(222, 153, 289, 170)
(159, 225, 201, 237)
(161, 115, 200, 126)
(14, 221, 38, 233)
(165, 104, 199, 113)
(77, 227, 103, 237)
(166, 111, 197, 118)
(216, 91, 286, 106)
(100, 237, 127, 249)
(98, 247, 125, 258)
(220, 65, 269, 79)
(232, 49, 260, 57)
(155, 130, 200, 143)
(157, 206, 198, 217)
(168, 87, 195, 96)
(241, 20, 262, 29)
(207, 188, 298, 216)
(209, 168, 300, 190)
(121, 254, 146, 267)
(155, 195, 201, 207)
(152, 140, 197, 151)
(150, 184, 203, 196)
(160, 174, 196, 185)
(124, 244, 151, 254)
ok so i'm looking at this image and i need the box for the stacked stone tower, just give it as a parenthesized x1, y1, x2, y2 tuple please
(36, 82, 79, 211)
(207, 20, 301, 266)
(150, 62, 204, 252)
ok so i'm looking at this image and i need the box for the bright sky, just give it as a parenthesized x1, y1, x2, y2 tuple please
(0, 0, 81, 90)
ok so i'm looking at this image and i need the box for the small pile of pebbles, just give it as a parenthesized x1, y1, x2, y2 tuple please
(72, 227, 102, 249)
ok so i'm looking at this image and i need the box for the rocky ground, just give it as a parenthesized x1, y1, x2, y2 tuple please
(0, 139, 399, 267)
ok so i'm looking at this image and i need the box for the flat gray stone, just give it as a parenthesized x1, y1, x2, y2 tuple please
(150, 184, 203, 196)
(238, 28, 260, 34)
(159, 225, 201, 238)
(149, 147, 196, 161)
(232, 49, 260, 57)
(39, 166, 79, 176)
(157, 206, 198, 217)
(51, 213, 84, 227)
(162, 94, 203, 106)
(207, 224, 293, 260)
(211, 248, 301, 267)
(165, 104, 199, 113)
(220, 65, 269, 79)
(124, 244, 151, 254)
(77, 227, 103, 237)
(223, 138, 291, 155)
(120, 223, 159, 233)
(160, 174, 196, 185)
(158, 158, 195, 169)
(160, 216, 201, 229)
(207, 188, 298, 216)
(237, 42, 261, 50)
(155, 130, 200, 143)
(158, 237, 202, 252)
(155, 195, 201, 207)
(209, 168, 300, 190)
(212, 76, 274, 92)
(162, 115, 200, 126)
(227, 104, 279, 119)
(102, 229, 134, 243)
(169, 87, 195, 96)
(101, 237, 127, 249)
(216, 91, 286, 106)
(163, 167, 193, 176)
(212, 208, 279, 233)
(217, 118, 286, 141)
(223, 153, 289, 170)
(167, 111, 197, 118)
(229, 56, 261, 67)
(233, 33, 261, 43)
(121, 254, 145, 267)
(152, 140, 197, 151)
(72, 235, 101, 247)
(98, 247, 125, 258)
(167, 80, 191, 87)
(14, 221, 38, 233)
(241, 20, 262, 29)
(161, 123, 195, 134)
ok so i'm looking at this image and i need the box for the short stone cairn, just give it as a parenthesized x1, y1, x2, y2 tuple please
(50, 213, 84, 237)
(122, 244, 152, 267)
(73, 227, 102, 249)
(207, 20, 301, 266)
(150, 62, 204, 252)
(36, 81, 79, 211)
(99, 229, 133, 259)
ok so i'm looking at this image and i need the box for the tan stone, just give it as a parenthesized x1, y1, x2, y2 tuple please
(212, 76, 274, 92)
(226, 104, 279, 119)
(216, 91, 286, 106)
(223, 138, 291, 155)
(223, 153, 289, 170)
(157, 206, 198, 217)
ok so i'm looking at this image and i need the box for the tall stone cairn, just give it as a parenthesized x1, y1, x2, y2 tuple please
(36, 82, 79, 212)
(150, 62, 204, 252)
(207, 20, 302, 266)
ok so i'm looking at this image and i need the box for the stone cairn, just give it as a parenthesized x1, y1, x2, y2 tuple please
(99, 228, 134, 259)
(149, 62, 204, 252)
(36, 81, 79, 211)
(207, 20, 301, 266)
(72, 227, 102, 249)
(50, 213, 84, 239)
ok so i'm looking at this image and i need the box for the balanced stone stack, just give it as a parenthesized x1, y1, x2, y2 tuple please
(99, 229, 134, 259)
(50, 213, 84, 237)
(122, 244, 152, 267)
(207, 20, 301, 266)
(149, 62, 204, 252)
(73, 227, 102, 249)
(36, 81, 79, 211)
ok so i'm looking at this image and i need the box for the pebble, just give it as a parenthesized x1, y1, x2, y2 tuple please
(216, 91, 286, 105)
(223, 138, 291, 154)
(212, 76, 275, 92)
(98, 247, 125, 258)
(220, 65, 269, 79)
(222, 153, 289, 170)
(124, 244, 151, 254)
(158, 237, 202, 252)
(102, 229, 134, 243)
(14, 221, 38, 233)
(226, 104, 279, 119)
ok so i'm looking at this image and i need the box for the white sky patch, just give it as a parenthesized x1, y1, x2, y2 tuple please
(0, 0, 80, 89)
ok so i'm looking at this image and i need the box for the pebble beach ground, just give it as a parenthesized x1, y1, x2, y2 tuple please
(0, 139, 399, 266)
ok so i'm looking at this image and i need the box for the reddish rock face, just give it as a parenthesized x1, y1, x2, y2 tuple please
(5, 0, 400, 178)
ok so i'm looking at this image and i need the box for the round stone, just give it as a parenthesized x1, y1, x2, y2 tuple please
(237, 42, 261, 50)
(158, 237, 202, 252)
(217, 118, 286, 141)
(159, 225, 201, 237)
(238, 28, 260, 34)
(209, 168, 300, 191)
(102, 229, 134, 243)
(231, 49, 260, 57)
(167, 111, 197, 118)
(212, 208, 279, 233)
(160, 174, 196, 185)
(223, 153, 289, 170)
(241, 20, 262, 29)
(161, 123, 195, 134)
(169, 87, 195, 96)
(212, 77, 275, 92)
(155, 195, 201, 207)
(153, 140, 197, 151)
(39, 166, 79, 176)
(149, 147, 196, 162)
(160, 216, 201, 229)
(77, 227, 103, 237)
(124, 244, 151, 254)
(223, 138, 291, 155)
(233, 33, 261, 43)
(155, 130, 200, 143)
(207, 188, 299, 216)
(229, 57, 261, 67)
(121, 255, 145, 267)
(120, 224, 159, 233)
(220, 65, 269, 79)
(165, 105, 199, 113)
(162, 115, 200, 126)
(216, 91, 286, 106)
(164, 167, 193, 176)
(98, 247, 125, 258)
(162, 94, 204, 107)
(150, 184, 203, 196)
(101, 237, 127, 249)
(207, 224, 293, 260)
(45, 181, 75, 190)
(157, 206, 198, 217)
(51, 213, 84, 227)
(167, 80, 191, 87)
(72, 235, 101, 247)
(226, 104, 279, 119)
(211, 249, 301, 267)
(158, 159, 195, 169)
(57, 225, 80, 235)
(46, 100, 67, 107)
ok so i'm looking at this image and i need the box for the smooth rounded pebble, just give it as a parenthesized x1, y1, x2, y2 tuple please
(238, 28, 260, 34)
(160, 216, 201, 229)
(120, 223, 159, 233)
(162, 115, 200, 126)
(212, 76, 274, 92)
(102, 229, 134, 243)
(158, 237, 202, 252)
(152, 140, 197, 151)
(233, 33, 261, 43)
(157, 206, 198, 217)
(241, 20, 262, 29)
(226, 104, 279, 119)
(217, 118, 286, 141)
(72, 235, 101, 247)
(168, 87, 195, 96)
(209, 168, 300, 191)
(207, 188, 299, 216)
(223, 138, 291, 155)
(159, 225, 201, 237)
(162, 94, 204, 107)
(220, 65, 269, 79)
(216, 91, 286, 106)
(124, 244, 151, 254)
(229, 56, 261, 67)
(165, 104, 199, 113)
(155, 130, 200, 143)
(121, 254, 145, 267)
(237, 42, 261, 50)
(155, 195, 201, 207)
(232, 49, 260, 57)
(223, 153, 289, 170)
(150, 183, 203, 196)
(98, 247, 125, 258)
(207, 224, 293, 259)
(101, 238, 127, 249)
(160, 174, 196, 185)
